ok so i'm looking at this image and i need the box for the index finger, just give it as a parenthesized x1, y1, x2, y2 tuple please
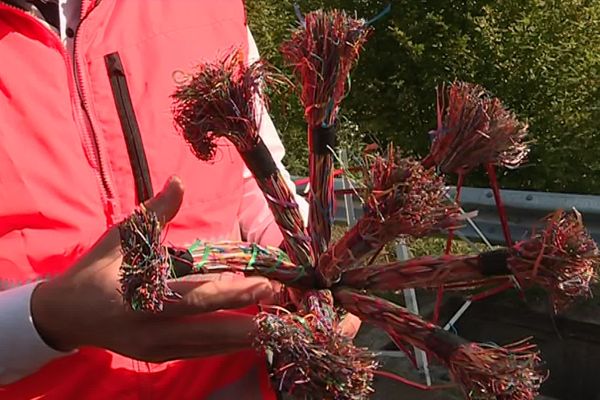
(163, 274, 275, 316)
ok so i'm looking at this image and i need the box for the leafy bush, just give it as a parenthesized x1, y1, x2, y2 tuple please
(247, 0, 600, 193)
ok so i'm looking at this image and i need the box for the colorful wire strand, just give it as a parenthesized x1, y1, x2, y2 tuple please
(282, 9, 372, 260)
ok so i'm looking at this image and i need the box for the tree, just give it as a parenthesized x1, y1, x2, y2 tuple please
(247, 0, 600, 193)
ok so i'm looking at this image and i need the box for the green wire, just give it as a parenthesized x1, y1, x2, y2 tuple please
(290, 265, 307, 283)
(265, 250, 286, 273)
(194, 243, 211, 272)
(188, 239, 202, 253)
(247, 244, 259, 271)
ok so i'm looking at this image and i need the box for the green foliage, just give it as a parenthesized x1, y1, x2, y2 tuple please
(247, 0, 600, 193)
(408, 236, 488, 257)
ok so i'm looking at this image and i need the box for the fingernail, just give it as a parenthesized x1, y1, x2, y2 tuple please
(162, 176, 175, 192)
(162, 176, 182, 192)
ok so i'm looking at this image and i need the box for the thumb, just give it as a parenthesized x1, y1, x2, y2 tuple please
(143, 176, 185, 224)
(69, 178, 184, 278)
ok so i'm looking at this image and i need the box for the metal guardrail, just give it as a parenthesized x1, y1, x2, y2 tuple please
(294, 177, 600, 245)
(294, 174, 600, 387)
(449, 186, 600, 245)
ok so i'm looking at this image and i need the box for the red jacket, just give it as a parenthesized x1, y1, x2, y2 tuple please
(0, 0, 290, 398)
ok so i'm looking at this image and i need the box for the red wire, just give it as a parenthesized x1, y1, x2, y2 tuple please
(470, 280, 514, 302)
(434, 173, 464, 324)
(486, 163, 513, 247)
(293, 168, 344, 187)
(373, 370, 456, 391)
(444, 173, 464, 254)
(432, 288, 444, 325)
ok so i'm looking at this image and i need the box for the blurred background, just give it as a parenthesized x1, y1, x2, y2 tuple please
(247, 0, 600, 194)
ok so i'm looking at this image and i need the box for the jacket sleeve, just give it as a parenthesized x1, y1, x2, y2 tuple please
(0, 282, 69, 384)
(237, 28, 309, 247)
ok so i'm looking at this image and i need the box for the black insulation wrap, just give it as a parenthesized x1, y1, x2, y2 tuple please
(241, 139, 278, 179)
(478, 248, 511, 276)
(310, 125, 336, 155)
(424, 329, 468, 360)
(168, 246, 194, 277)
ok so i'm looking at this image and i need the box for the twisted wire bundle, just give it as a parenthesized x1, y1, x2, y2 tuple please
(421, 81, 530, 318)
(185, 208, 599, 314)
(421, 81, 529, 250)
(255, 309, 377, 399)
(118, 207, 598, 398)
(341, 210, 600, 309)
(282, 9, 373, 260)
(422, 81, 529, 175)
(172, 51, 266, 159)
(118, 208, 174, 312)
(172, 50, 312, 267)
(510, 209, 599, 311)
(335, 289, 546, 400)
(281, 9, 372, 130)
(171, 46, 368, 396)
(114, 7, 600, 400)
(317, 146, 467, 286)
(187, 241, 316, 288)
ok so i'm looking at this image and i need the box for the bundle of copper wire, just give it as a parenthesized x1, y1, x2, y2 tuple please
(172, 51, 312, 267)
(171, 48, 379, 398)
(115, 8, 573, 400)
(118, 208, 555, 400)
(336, 289, 546, 400)
(281, 9, 372, 127)
(172, 51, 274, 159)
(244, 255, 375, 398)
(421, 81, 530, 320)
(317, 146, 468, 286)
(118, 211, 376, 398)
(118, 208, 175, 312)
(422, 81, 529, 175)
(342, 210, 599, 310)
(181, 208, 600, 314)
(421, 81, 529, 249)
(282, 9, 373, 259)
(509, 209, 599, 311)
(186, 241, 317, 289)
(255, 309, 377, 399)
(341, 253, 510, 293)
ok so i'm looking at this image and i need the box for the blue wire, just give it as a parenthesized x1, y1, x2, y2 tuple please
(293, 3, 306, 27)
(366, 3, 392, 26)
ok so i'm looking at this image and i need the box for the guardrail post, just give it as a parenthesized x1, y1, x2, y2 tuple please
(340, 149, 357, 226)
(395, 241, 432, 386)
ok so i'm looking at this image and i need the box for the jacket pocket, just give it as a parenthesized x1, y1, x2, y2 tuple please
(105, 51, 154, 204)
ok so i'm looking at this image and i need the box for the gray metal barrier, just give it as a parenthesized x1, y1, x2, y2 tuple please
(294, 177, 600, 245)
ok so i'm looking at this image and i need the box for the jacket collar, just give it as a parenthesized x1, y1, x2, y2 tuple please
(1, 0, 59, 33)
(1, 1, 96, 19)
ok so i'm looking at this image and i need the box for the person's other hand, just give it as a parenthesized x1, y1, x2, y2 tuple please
(338, 313, 361, 339)
(30, 177, 275, 363)
(281, 287, 361, 339)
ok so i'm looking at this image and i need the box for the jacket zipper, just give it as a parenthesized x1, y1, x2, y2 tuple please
(73, 2, 118, 218)
(0, 2, 117, 222)
(104, 52, 154, 204)
(103, 52, 194, 282)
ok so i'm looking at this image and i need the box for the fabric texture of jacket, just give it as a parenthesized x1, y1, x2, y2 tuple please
(0, 0, 296, 398)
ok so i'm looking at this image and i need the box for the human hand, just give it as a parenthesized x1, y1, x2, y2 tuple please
(338, 313, 362, 339)
(280, 287, 361, 338)
(30, 177, 275, 362)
